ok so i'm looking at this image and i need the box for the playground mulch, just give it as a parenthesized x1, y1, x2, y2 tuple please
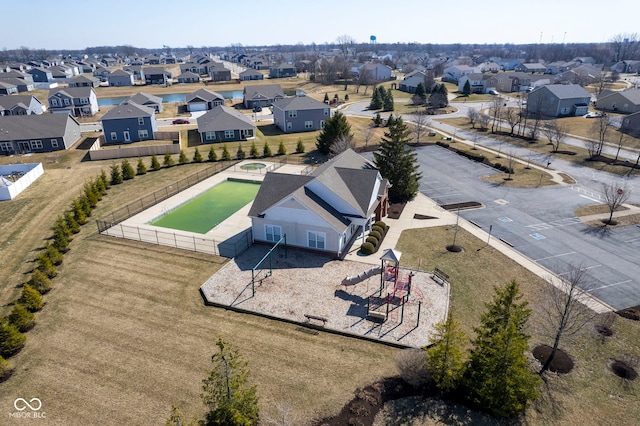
(200, 244, 450, 348)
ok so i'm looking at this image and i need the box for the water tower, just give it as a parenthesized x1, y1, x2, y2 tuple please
(370, 35, 377, 45)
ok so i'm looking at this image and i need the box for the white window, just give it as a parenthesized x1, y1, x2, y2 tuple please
(304, 121, 313, 129)
(80, 97, 89, 105)
(224, 130, 234, 139)
(110, 132, 117, 140)
(286, 122, 292, 130)
(308, 231, 325, 250)
(265, 225, 282, 242)
(51, 139, 59, 148)
(0, 142, 12, 151)
(288, 110, 297, 118)
(205, 132, 216, 141)
(30, 140, 43, 149)
(138, 117, 144, 125)
(138, 129, 148, 138)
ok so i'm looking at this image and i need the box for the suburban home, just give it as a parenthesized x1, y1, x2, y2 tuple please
(611, 60, 640, 74)
(621, 111, 640, 136)
(0, 113, 81, 154)
(272, 95, 330, 133)
(545, 61, 574, 75)
(93, 66, 111, 82)
(180, 62, 207, 75)
(0, 77, 34, 92)
(239, 68, 264, 81)
(269, 64, 297, 79)
(143, 67, 172, 85)
(48, 65, 74, 81)
(186, 89, 225, 112)
(398, 71, 426, 93)
(0, 95, 44, 116)
(107, 69, 135, 86)
(69, 74, 100, 87)
(526, 84, 591, 117)
(101, 57, 119, 67)
(457, 73, 496, 94)
(48, 87, 99, 117)
(177, 71, 201, 83)
(0, 81, 19, 95)
(196, 105, 256, 143)
(243, 84, 285, 109)
(358, 63, 392, 82)
(0, 70, 34, 83)
(596, 89, 640, 114)
(124, 92, 163, 113)
(442, 65, 477, 83)
(124, 65, 145, 82)
(248, 149, 390, 258)
(27, 67, 53, 83)
(515, 62, 548, 74)
(488, 72, 533, 92)
(209, 63, 231, 82)
(101, 102, 157, 143)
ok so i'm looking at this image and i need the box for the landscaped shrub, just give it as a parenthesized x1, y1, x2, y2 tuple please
(366, 236, 379, 246)
(178, 150, 188, 165)
(164, 153, 175, 167)
(436, 141, 450, 148)
(249, 142, 259, 158)
(45, 243, 64, 266)
(360, 242, 375, 255)
(110, 163, 123, 185)
(0, 321, 26, 358)
(80, 194, 92, 216)
(208, 146, 217, 162)
(52, 226, 69, 253)
(8, 304, 35, 332)
(457, 150, 486, 163)
(18, 284, 44, 312)
(369, 230, 382, 241)
(236, 144, 246, 160)
(136, 158, 148, 174)
(277, 141, 287, 156)
(221, 145, 231, 161)
(72, 198, 87, 225)
(36, 253, 57, 279)
(372, 225, 384, 235)
(84, 182, 100, 207)
(64, 211, 80, 234)
(0, 356, 12, 381)
(100, 169, 110, 190)
(150, 154, 161, 171)
(29, 269, 52, 294)
(193, 148, 203, 163)
(54, 215, 72, 240)
(374, 221, 387, 230)
(263, 142, 272, 157)
(296, 139, 305, 154)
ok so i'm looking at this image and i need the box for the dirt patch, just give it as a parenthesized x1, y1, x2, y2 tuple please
(414, 214, 437, 220)
(617, 305, 640, 321)
(440, 201, 483, 211)
(532, 344, 574, 374)
(594, 324, 614, 337)
(388, 202, 407, 219)
(446, 245, 464, 253)
(609, 359, 638, 381)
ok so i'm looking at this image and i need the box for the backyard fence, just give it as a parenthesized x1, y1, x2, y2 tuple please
(88, 132, 181, 161)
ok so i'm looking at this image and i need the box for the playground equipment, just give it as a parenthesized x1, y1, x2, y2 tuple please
(250, 235, 287, 296)
(341, 266, 382, 286)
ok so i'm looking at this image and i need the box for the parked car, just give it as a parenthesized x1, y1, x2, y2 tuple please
(172, 118, 190, 124)
(252, 106, 262, 112)
(488, 89, 499, 95)
(584, 112, 606, 118)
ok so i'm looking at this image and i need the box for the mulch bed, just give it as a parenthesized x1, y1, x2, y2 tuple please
(609, 359, 638, 381)
(387, 202, 407, 219)
(414, 214, 437, 220)
(617, 305, 640, 321)
(532, 345, 574, 374)
(440, 201, 483, 211)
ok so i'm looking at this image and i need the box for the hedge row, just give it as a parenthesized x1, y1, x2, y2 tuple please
(436, 141, 514, 174)
(360, 221, 389, 255)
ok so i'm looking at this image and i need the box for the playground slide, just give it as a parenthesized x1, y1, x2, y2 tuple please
(341, 266, 382, 286)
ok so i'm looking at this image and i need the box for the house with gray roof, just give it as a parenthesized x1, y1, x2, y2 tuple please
(526, 84, 591, 117)
(107, 69, 135, 87)
(515, 62, 548, 74)
(457, 73, 496, 94)
(248, 149, 389, 257)
(27, 67, 53, 83)
(196, 105, 255, 143)
(0, 70, 34, 83)
(0, 81, 19, 95)
(0, 114, 81, 154)
(125, 92, 163, 113)
(0, 77, 34, 93)
(124, 65, 145, 82)
(269, 64, 297, 79)
(239, 68, 264, 81)
(69, 74, 100, 88)
(0, 95, 44, 116)
(101, 102, 157, 143)
(143, 67, 172, 85)
(48, 87, 99, 117)
(596, 89, 640, 114)
(358, 63, 392, 82)
(488, 72, 534, 93)
(621, 111, 640, 137)
(177, 71, 201, 84)
(209, 63, 231, 82)
(399, 71, 426, 94)
(243, 84, 285, 109)
(186, 89, 224, 112)
(272, 96, 330, 133)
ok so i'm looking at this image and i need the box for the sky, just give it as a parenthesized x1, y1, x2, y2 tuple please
(2, 0, 637, 50)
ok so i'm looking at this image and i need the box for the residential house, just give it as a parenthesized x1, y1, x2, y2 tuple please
(545, 61, 574, 75)
(398, 71, 426, 94)
(69, 74, 100, 87)
(0, 113, 81, 154)
(500, 59, 524, 71)
(515, 62, 547, 74)
(477, 62, 500, 73)
(621, 111, 640, 136)
(269, 64, 297, 79)
(358, 63, 392, 82)
(48, 65, 74, 81)
(556, 64, 602, 85)
(180, 62, 207, 75)
(196, 105, 255, 143)
(27, 67, 53, 83)
(144, 67, 172, 85)
(107, 69, 135, 86)
(248, 149, 389, 257)
(239, 69, 264, 81)
(243, 84, 285, 109)
(488, 72, 533, 92)
(125, 92, 163, 113)
(93, 66, 110, 82)
(186, 89, 225, 112)
(100, 102, 157, 143)
(0, 95, 44, 116)
(177, 71, 201, 83)
(0, 78, 34, 93)
(48, 87, 99, 117)
(0, 70, 34, 83)
(611, 60, 640, 74)
(457, 73, 495, 94)
(0, 82, 18, 95)
(209, 63, 231, 82)
(124, 65, 145, 82)
(101, 57, 119, 67)
(596, 89, 640, 114)
(526, 84, 591, 117)
(272, 95, 330, 133)
(442, 65, 476, 83)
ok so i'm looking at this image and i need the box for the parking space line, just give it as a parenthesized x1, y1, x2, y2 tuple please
(579, 194, 601, 203)
(558, 264, 602, 275)
(534, 251, 576, 261)
(588, 280, 633, 292)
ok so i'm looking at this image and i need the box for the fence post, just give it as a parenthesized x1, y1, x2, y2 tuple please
(126, 205, 130, 218)
(137, 226, 141, 241)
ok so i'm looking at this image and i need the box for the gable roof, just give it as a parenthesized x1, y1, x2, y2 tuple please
(539, 84, 590, 99)
(613, 89, 640, 105)
(196, 105, 255, 133)
(49, 86, 94, 99)
(101, 102, 154, 120)
(109, 69, 132, 77)
(71, 74, 99, 83)
(239, 68, 262, 77)
(186, 88, 224, 103)
(0, 114, 78, 141)
(271, 95, 327, 111)
(243, 83, 284, 100)
(0, 95, 41, 110)
(126, 92, 162, 106)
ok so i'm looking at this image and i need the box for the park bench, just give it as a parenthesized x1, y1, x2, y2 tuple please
(367, 310, 387, 321)
(432, 268, 449, 285)
(304, 314, 328, 326)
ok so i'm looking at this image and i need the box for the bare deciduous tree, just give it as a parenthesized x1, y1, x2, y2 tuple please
(614, 128, 629, 162)
(396, 348, 431, 388)
(262, 401, 300, 426)
(466, 107, 479, 129)
(329, 134, 356, 157)
(477, 113, 490, 131)
(590, 114, 611, 158)
(506, 151, 516, 180)
(553, 122, 568, 153)
(490, 97, 503, 133)
(602, 181, 631, 224)
(412, 111, 432, 144)
(335, 35, 355, 58)
(542, 122, 557, 148)
(360, 124, 375, 149)
(504, 106, 521, 136)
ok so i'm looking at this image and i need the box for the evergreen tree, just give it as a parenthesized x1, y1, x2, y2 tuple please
(463, 280, 541, 418)
(80, 194, 92, 217)
(323, 92, 329, 103)
(262, 142, 272, 158)
(54, 215, 72, 240)
(277, 141, 287, 156)
(295, 138, 305, 154)
(84, 182, 99, 207)
(110, 163, 123, 185)
(0, 321, 26, 358)
(383, 88, 394, 111)
(29, 269, 53, 294)
(373, 116, 422, 201)
(0, 356, 11, 380)
(178, 150, 188, 165)
(150, 154, 161, 171)
(52, 226, 70, 253)
(8, 304, 35, 332)
(193, 148, 203, 163)
(121, 159, 135, 180)
(163, 153, 175, 167)
(136, 158, 147, 175)
(373, 113, 383, 127)
(94, 175, 107, 196)
(37, 251, 57, 278)
(345, 94, 349, 101)
(369, 86, 383, 109)
(386, 113, 396, 127)
(316, 111, 353, 155)
(236, 144, 246, 160)
(202, 338, 259, 426)
(100, 169, 110, 190)
(249, 142, 259, 158)
(221, 145, 231, 161)
(72, 198, 87, 225)
(64, 211, 80, 234)
(415, 83, 427, 101)
(45, 243, 64, 266)
(463, 80, 472, 96)
(427, 315, 466, 393)
(18, 284, 44, 312)
(208, 146, 218, 162)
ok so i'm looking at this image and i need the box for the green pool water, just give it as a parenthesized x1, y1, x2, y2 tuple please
(150, 180, 260, 234)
